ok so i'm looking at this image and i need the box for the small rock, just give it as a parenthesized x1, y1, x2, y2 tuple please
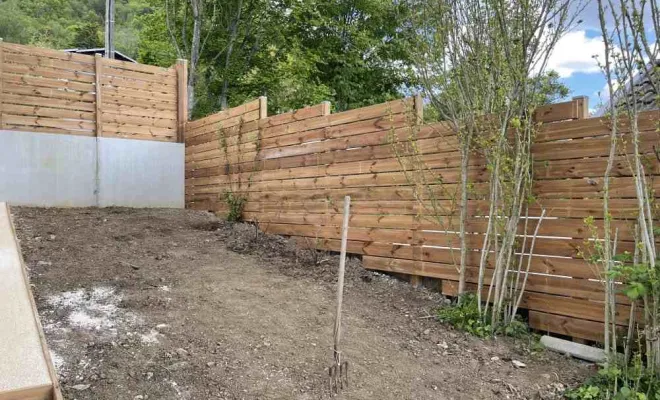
(48, 235, 56, 241)
(512, 360, 527, 368)
(167, 361, 189, 371)
(422, 329, 431, 335)
(134, 396, 144, 400)
(71, 384, 91, 391)
(155, 324, 170, 331)
(175, 348, 189, 357)
(207, 361, 216, 367)
(491, 356, 500, 362)
(437, 341, 448, 349)
(145, 372, 153, 380)
(37, 261, 52, 266)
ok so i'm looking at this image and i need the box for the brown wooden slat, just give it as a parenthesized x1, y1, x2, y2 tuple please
(102, 104, 177, 120)
(2, 42, 95, 65)
(101, 123, 176, 138)
(100, 65, 177, 85)
(102, 92, 177, 111)
(2, 124, 95, 137)
(102, 57, 176, 77)
(3, 104, 94, 121)
(186, 98, 261, 131)
(3, 114, 95, 131)
(3, 83, 95, 102)
(1, 93, 96, 112)
(102, 131, 177, 142)
(529, 311, 605, 342)
(101, 85, 177, 103)
(440, 280, 633, 325)
(3, 52, 96, 74)
(2, 72, 94, 93)
(260, 102, 329, 128)
(362, 255, 628, 304)
(101, 113, 177, 129)
(3, 62, 95, 83)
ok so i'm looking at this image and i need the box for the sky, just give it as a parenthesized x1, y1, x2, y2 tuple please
(547, 2, 657, 114)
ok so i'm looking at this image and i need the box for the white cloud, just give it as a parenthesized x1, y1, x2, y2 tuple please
(546, 30, 605, 78)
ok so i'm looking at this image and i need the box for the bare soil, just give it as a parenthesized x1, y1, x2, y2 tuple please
(13, 207, 593, 400)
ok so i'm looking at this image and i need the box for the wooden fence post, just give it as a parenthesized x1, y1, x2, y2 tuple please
(94, 54, 103, 138)
(176, 59, 188, 143)
(258, 96, 268, 120)
(573, 96, 589, 119)
(413, 93, 424, 124)
(321, 101, 331, 116)
(0, 38, 4, 130)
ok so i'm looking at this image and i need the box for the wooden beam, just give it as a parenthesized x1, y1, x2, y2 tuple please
(176, 59, 188, 143)
(572, 96, 589, 119)
(259, 96, 268, 120)
(7, 205, 63, 400)
(321, 101, 331, 116)
(94, 54, 103, 138)
(413, 93, 423, 124)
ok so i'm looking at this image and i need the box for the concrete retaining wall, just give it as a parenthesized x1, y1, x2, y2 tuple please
(0, 130, 184, 208)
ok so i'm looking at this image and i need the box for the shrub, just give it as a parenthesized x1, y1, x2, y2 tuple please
(223, 191, 246, 222)
(566, 357, 660, 400)
(437, 294, 531, 339)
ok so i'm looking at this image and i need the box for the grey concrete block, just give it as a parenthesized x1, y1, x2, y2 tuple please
(0, 130, 97, 207)
(540, 335, 607, 363)
(98, 137, 184, 208)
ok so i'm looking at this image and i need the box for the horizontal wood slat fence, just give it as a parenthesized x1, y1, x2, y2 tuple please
(0, 41, 187, 142)
(184, 94, 660, 342)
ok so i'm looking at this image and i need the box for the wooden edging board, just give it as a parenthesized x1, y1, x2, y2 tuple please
(0, 203, 62, 400)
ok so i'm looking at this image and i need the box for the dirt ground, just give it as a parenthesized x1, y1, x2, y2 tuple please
(13, 207, 594, 400)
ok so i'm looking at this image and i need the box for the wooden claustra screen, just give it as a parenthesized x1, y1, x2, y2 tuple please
(186, 96, 659, 343)
(0, 41, 185, 142)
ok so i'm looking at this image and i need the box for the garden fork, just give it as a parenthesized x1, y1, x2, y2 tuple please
(328, 196, 351, 394)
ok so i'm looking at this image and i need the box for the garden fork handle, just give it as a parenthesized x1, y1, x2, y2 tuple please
(333, 196, 351, 365)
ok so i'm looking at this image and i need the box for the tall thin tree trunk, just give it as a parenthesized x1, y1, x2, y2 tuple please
(187, 0, 202, 116)
(457, 137, 472, 298)
(219, 0, 244, 110)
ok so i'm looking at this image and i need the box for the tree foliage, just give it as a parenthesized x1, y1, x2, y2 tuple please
(0, 0, 571, 119)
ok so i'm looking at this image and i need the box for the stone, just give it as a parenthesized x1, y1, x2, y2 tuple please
(512, 360, 527, 368)
(71, 384, 91, 391)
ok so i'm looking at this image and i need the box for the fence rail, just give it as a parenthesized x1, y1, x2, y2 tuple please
(185, 93, 659, 342)
(0, 41, 186, 142)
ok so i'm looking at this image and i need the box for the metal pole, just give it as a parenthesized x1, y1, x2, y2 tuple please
(104, 0, 115, 59)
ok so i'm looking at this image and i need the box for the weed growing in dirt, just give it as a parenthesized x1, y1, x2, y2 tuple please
(223, 191, 246, 222)
(565, 355, 660, 400)
(437, 294, 530, 339)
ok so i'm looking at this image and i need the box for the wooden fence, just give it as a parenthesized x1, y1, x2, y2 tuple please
(184, 95, 660, 342)
(0, 41, 187, 142)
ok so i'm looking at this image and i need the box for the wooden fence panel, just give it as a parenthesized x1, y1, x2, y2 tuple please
(184, 94, 660, 342)
(0, 41, 185, 142)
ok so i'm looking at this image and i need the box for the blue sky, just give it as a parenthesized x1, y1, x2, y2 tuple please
(551, 29, 607, 112)
(551, 3, 657, 114)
